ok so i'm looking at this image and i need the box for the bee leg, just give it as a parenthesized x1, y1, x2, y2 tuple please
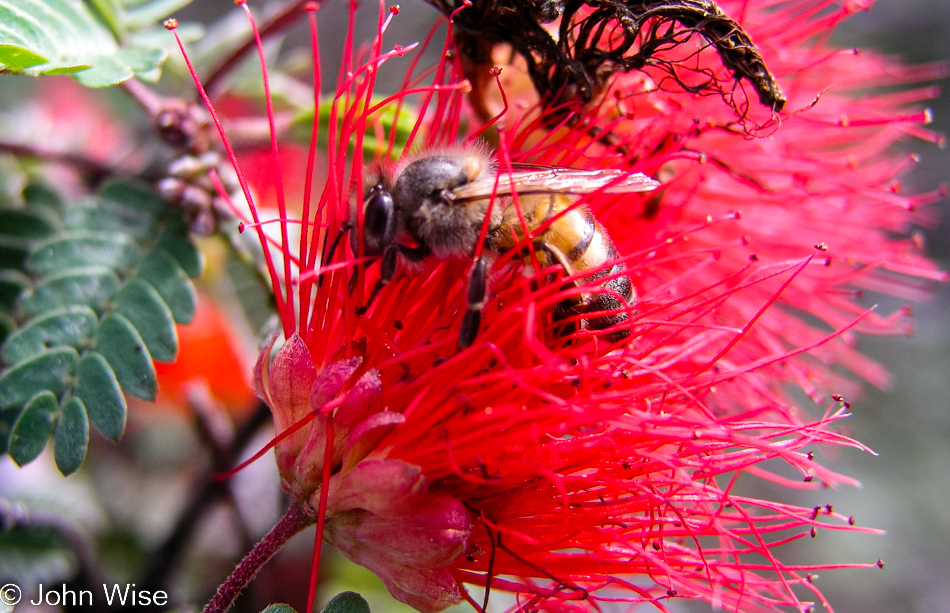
(355, 244, 429, 316)
(459, 255, 489, 349)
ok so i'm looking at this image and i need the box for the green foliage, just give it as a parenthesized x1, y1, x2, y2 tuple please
(292, 97, 415, 160)
(0, 182, 201, 474)
(0, 0, 176, 87)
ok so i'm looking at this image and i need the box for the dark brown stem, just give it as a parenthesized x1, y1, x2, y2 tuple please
(203, 0, 323, 96)
(136, 402, 272, 599)
(203, 500, 316, 613)
(0, 139, 119, 179)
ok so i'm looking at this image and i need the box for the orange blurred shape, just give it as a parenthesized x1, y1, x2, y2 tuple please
(149, 294, 257, 418)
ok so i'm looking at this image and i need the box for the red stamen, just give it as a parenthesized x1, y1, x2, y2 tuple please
(169, 28, 294, 338)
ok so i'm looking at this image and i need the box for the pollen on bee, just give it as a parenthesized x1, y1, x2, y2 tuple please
(461, 155, 483, 182)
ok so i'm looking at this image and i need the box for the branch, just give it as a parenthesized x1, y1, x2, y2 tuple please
(203, 500, 315, 613)
(135, 402, 272, 601)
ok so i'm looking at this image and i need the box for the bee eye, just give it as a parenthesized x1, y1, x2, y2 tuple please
(362, 187, 396, 256)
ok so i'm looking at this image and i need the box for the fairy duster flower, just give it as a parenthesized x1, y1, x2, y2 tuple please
(172, 0, 945, 611)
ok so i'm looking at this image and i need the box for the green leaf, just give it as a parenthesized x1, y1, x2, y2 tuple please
(1, 181, 203, 468)
(125, 0, 196, 29)
(1, 306, 98, 364)
(19, 267, 121, 316)
(137, 250, 196, 324)
(87, 0, 125, 39)
(321, 593, 371, 613)
(157, 231, 203, 279)
(8, 390, 57, 466)
(28, 232, 140, 275)
(75, 352, 126, 441)
(114, 279, 177, 362)
(100, 181, 167, 217)
(63, 201, 157, 241)
(0, 269, 29, 311)
(293, 97, 414, 159)
(0, 347, 78, 409)
(54, 396, 88, 475)
(0, 406, 17, 454)
(23, 183, 65, 212)
(96, 314, 156, 401)
(0, 0, 166, 86)
(0, 209, 57, 239)
(0, 234, 31, 270)
(261, 606, 298, 613)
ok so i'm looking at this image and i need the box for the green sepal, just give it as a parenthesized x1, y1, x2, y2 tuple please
(27, 232, 140, 275)
(114, 279, 178, 362)
(18, 267, 121, 316)
(1, 306, 98, 364)
(96, 314, 156, 401)
(8, 391, 58, 466)
(136, 250, 196, 324)
(75, 352, 126, 441)
(54, 396, 89, 475)
(321, 592, 371, 613)
(0, 347, 78, 409)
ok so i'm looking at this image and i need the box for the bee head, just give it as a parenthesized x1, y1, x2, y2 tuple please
(355, 183, 397, 257)
(391, 154, 484, 215)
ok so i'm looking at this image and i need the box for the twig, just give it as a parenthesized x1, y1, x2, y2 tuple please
(203, 500, 315, 613)
(0, 139, 119, 179)
(135, 402, 272, 602)
(121, 78, 166, 117)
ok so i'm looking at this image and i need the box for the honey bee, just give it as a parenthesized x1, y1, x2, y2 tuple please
(352, 143, 659, 348)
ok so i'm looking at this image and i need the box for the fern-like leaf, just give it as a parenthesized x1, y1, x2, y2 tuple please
(0, 181, 201, 475)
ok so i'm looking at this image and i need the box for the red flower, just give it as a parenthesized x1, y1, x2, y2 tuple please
(178, 0, 944, 611)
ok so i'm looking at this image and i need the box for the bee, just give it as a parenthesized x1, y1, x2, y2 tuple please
(352, 143, 660, 348)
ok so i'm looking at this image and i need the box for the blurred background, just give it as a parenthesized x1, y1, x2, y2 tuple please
(0, 0, 947, 612)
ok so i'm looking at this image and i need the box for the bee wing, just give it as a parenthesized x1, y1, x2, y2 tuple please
(453, 167, 660, 201)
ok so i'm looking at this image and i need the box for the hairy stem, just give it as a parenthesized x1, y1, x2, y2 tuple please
(203, 500, 316, 613)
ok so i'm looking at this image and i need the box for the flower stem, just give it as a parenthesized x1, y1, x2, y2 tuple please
(203, 500, 315, 613)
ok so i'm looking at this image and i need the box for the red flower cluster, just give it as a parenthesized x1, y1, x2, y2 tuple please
(179, 0, 945, 611)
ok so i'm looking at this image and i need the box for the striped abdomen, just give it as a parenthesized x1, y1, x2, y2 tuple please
(493, 193, 635, 341)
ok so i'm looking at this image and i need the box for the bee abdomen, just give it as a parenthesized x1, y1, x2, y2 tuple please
(558, 215, 635, 341)
(582, 264, 635, 341)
